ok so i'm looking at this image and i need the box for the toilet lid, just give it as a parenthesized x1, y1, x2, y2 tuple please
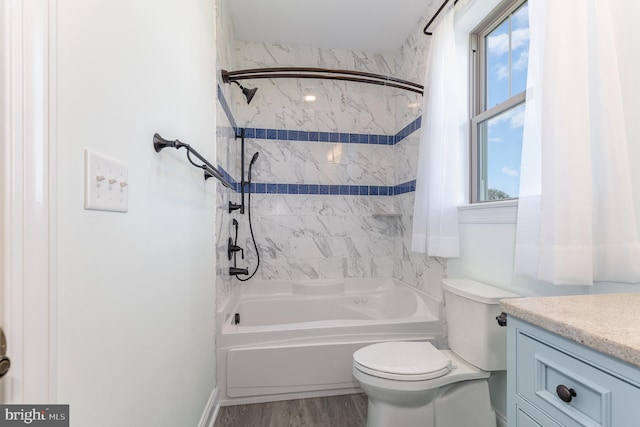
(353, 342, 452, 381)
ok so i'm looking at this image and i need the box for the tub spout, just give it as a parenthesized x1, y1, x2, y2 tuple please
(229, 267, 248, 276)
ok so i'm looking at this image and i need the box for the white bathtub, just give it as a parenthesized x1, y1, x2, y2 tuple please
(216, 277, 444, 405)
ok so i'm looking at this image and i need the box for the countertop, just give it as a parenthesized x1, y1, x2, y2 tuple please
(500, 293, 640, 368)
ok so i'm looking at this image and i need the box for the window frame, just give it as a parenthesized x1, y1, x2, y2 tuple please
(469, 0, 528, 204)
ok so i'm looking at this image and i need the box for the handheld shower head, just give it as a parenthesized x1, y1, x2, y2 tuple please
(248, 152, 259, 183)
(249, 152, 259, 166)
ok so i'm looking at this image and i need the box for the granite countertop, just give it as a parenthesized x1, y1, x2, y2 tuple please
(500, 293, 640, 368)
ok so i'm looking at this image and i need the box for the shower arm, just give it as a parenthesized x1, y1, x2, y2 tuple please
(153, 133, 234, 190)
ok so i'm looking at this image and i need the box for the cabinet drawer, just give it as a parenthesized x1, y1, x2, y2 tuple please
(516, 330, 640, 427)
(516, 401, 562, 427)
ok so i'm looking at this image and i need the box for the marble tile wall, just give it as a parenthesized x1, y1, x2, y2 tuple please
(246, 136, 394, 187)
(245, 195, 398, 280)
(233, 41, 400, 134)
(392, 193, 447, 301)
(215, 0, 445, 298)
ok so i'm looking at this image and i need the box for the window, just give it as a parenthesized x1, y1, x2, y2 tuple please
(471, 0, 529, 203)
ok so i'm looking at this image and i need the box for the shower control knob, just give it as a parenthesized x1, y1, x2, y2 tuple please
(228, 238, 244, 260)
(556, 385, 576, 403)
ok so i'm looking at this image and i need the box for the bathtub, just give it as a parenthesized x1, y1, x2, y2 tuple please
(216, 277, 444, 405)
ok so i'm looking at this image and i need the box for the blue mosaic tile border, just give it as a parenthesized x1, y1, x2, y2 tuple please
(231, 180, 416, 196)
(394, 116, 422, 144)
(243, 127, 395, 145)
(241, 116, 421, 146)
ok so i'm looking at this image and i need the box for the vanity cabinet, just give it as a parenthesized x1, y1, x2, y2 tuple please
(507, 317, 640, 427)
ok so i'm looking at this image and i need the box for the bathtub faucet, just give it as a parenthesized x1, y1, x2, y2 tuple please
(229, 267, 248, 276)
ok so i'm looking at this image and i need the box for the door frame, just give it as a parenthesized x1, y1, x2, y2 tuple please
(1, 0, 57, 403)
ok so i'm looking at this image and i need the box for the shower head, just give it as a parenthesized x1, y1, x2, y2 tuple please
(232, 81, 258, 104)
(242, 86, 258, 104)
(248, 152, 259, 183)
(249, 152, 259, 166)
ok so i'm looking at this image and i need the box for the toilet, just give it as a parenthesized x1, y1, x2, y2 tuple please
(352, 278, 519, 427)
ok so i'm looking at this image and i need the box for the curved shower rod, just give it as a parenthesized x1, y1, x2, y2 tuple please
(423, 0, 458, 35)
(222, 68, 424, 95)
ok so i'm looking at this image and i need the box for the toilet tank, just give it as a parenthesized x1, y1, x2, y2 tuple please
(442, 279, 520, 371)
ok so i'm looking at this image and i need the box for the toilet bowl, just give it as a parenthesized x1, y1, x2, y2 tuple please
(352, 279, 519, 427)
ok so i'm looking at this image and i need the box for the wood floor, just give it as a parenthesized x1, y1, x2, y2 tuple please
(214, 394, 368, 427)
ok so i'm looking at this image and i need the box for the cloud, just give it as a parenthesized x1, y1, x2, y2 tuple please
(487, 27, 529, 57)
(502, 166, 519, 177)
(512, 4, 529, 29)
(513, 50, 529, 72)
(509, 108, 525, 129)
(487, 33, 509, 56)
(488, 105, 525, 129)
(512, 28, 530, 51)
(489, 137, 502, 143)
(494, 49, 528, 82)
(496, 64, 509, 80)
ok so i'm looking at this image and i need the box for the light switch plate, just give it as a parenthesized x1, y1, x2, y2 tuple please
(84, 149, 129, 212)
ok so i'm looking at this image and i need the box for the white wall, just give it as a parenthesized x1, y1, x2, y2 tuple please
(56, 1, 217, 425)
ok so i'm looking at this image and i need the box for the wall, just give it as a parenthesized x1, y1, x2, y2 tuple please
(56, 0, 217, 425)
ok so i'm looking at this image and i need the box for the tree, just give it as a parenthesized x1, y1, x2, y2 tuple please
(487, 188, 510, 200)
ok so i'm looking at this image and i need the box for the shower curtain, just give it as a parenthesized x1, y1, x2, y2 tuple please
(514, 0, 640, 285)
(411, 6, 468, 257)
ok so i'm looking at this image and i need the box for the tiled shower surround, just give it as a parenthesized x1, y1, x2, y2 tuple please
(215, 0, 445, 303)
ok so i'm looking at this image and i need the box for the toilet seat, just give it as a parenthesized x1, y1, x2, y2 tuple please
(353, 342, 452, 381)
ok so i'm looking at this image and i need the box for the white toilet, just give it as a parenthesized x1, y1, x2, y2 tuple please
(352, 279, 519, 427)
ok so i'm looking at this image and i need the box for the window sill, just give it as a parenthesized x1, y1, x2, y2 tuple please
(457, 199, 518, 224)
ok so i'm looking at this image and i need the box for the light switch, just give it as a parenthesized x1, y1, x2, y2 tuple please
(84, 149, 129, 212)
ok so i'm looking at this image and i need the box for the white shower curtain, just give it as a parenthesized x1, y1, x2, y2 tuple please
(411, 6, 468, 257)
(514, 0, 640, 284)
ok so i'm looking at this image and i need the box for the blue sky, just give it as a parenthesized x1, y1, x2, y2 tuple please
(481, 2, 529, 199)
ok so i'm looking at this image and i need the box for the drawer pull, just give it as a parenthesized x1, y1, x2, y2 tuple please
(496, 312, 508, 327)
(556, 385, 577, 403)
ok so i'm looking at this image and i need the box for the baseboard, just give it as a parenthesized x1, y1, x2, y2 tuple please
(495, 409, 507, 427)
(198, 387, 220, 427)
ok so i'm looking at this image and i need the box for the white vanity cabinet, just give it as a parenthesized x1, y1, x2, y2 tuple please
(507, 316, 640, 427)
